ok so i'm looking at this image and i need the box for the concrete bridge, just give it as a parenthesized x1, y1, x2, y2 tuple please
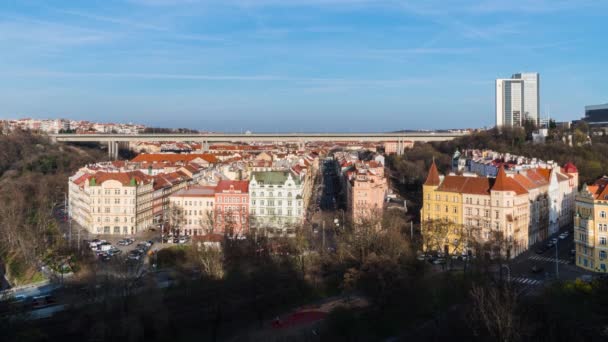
(49, 132, 467, 159)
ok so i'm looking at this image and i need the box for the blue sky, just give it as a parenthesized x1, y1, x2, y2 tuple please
(1, 0, 607, 132)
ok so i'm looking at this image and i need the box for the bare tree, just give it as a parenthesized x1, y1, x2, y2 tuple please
(468, 284, 521, 342)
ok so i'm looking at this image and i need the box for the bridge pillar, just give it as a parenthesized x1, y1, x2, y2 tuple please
(396, 139, 402, 156)
(108, 141, 119, 160)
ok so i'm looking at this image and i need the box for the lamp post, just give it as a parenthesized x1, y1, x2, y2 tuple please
(555, 235, 559, 279)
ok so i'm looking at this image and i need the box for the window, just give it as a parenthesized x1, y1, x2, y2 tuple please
(115, 189, 120, 195)
(114, 198, 120, 204)
(495, 211, 499, 219)
(600, 237, 607, 245)
(600, 251, 607, 260)
(602, 211, 607, 218)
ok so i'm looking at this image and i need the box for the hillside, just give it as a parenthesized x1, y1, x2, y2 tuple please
(0, 131, 107, 285)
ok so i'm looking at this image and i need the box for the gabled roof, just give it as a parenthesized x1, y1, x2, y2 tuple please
(91, 170, 151, 186)
(563, 162, 578, 174)
(171, 185, 217, 198)
(586, 176, 608, 200)
(216, 180, 249, 193)
(424, 161, 441, 186)
(491, 167, 527, 195)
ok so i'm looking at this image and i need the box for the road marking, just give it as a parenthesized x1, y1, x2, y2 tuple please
(511, 277, 541, 286)
(529, 255, 569, 264)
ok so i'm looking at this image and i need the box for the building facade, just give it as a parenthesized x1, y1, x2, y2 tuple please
(346, 161, 388, 225)
(69, 171, 154, 235)
(249, 171, 304, 236)
(214, 180, 249, 236)
(575, 177, 608, 273)
(168, 186, 216, 236)
(496, 72, 540, 127)
(421, 161, 577, 258)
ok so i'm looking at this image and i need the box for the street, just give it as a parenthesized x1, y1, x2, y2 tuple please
(308, 157, 342, 250)
(500, 226, 589, 295)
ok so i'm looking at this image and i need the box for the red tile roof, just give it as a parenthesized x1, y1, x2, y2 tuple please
(563, 162, 578, 174)
(424, 161, 441, 186)
(91, 170, 151, 186)
(131, 153, 218, 164)
(490, 167, 528, 195)
(216, 180, 249, 193)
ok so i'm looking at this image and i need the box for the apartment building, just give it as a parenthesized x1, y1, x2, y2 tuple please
(249, 171, 305, 236)
(345, 160, 388, 225)
(214, 180, 249, 236)
(421, 161, 578, 258)
(168, 186, 216, 236)
(575, 176, 608, 272)
(69, 171, 153, 235)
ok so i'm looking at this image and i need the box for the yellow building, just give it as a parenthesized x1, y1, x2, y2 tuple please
(420, 161, 464, 254)
(575, 176, 608, 272)
(421, 162, 531, 258)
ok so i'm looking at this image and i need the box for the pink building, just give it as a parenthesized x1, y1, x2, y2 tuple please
(346, 161, 388, 225)
(214, 180, 250, 236)
(384, 141, 413, 155)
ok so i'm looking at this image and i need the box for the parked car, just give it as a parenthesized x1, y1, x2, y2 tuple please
(107, 248, 122, 256)
(535, 247, 546, 254)
(127, 250, 143, 260)
(178, 236, 189, 244)
(89, 239, 103, 248)
(98, 242, 112, 252)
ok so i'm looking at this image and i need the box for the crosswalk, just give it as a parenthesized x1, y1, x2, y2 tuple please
(510, 277, 542, 286)
(529, 255, 570, 264)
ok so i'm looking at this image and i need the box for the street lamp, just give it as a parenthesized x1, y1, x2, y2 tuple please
(555, 235, 559, 279)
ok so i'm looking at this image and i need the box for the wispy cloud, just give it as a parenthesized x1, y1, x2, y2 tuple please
(0, 17, 114, 48)
(56, 9, 168, 31)
(3, 69, 434, 87)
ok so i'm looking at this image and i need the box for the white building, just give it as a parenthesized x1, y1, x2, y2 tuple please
(249, 171, 304, 236)
(496, 72, 539, 127)
(69, 171, 154, 235)
(168, 186, 216, 236)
